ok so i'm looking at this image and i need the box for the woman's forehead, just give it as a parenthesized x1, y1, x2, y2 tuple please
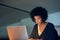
(34, 16, 41, 18)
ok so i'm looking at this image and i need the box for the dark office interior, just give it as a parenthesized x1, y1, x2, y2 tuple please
(0, 0, 60, 40)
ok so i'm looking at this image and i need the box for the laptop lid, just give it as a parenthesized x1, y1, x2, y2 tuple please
(7, 25, 28, 40)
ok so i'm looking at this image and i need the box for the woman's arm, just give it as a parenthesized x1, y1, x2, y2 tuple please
(49, 29, 58, 40)
(29, 24, 37, 39)
(29, 28, 35, 39)
(48, 23, 58, 40)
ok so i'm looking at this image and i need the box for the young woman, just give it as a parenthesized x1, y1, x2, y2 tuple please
(29, 7, 58, 40)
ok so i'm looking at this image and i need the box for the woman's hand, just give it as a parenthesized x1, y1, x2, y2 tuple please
(29, 38, 43, 40)
(29, 38, 35, 40)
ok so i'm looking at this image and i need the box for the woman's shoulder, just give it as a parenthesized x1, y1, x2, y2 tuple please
(47, 22, 58, 36)
(34, 24, 38, 27)
(47, 22, 54, 27)
(47, 22, 54, 25)
(47, 22, 55, 29)
(32, 24, 38, 30)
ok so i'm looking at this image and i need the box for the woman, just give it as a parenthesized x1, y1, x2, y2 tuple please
(29, 7, 58, 40)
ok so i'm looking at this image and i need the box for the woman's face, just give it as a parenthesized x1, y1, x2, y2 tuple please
(34, 16, 42, 24)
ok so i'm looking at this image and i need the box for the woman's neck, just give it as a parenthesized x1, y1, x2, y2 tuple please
(38, 22, 47, 27)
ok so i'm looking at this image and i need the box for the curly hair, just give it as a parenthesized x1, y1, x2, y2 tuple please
(30, 7, 48, 22)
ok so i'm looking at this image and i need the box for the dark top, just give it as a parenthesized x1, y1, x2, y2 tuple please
(29, 22, 58, 40)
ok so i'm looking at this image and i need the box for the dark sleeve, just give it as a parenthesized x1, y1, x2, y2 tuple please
(48, 23, 58, 40)
(29, 24, 37, 39)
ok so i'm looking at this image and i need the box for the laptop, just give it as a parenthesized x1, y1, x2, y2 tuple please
(7, 25, 29, 40)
